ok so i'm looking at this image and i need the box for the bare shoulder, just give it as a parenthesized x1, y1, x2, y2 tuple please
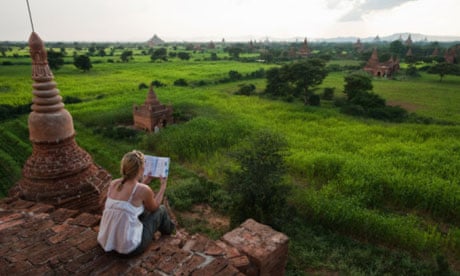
(136, 183, 152, 193)
(109, 178, 121, 191)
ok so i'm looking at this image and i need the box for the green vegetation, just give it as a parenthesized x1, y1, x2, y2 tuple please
(1, 41, 459, 274)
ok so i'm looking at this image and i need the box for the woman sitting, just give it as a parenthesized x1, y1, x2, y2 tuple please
(97, 150, 175, 256)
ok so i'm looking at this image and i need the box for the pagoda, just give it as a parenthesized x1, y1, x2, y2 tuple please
(133, 85, 174, 132)
(12, 32, 111, 213)
(298, 38, 311, 57)
(363, 48, 400, 77)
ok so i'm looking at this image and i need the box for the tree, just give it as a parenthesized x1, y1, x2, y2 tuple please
(265, 59, 328, 104)
(389, 40, 405, 58)
(120, 50, 133, 62)
(428, 62, 460, 82)
(47, 49, 64, 70)
(151, 48, 168, 62)
(343, 73, 373, 100)
(227, 46, 243, 59)
(177, 52, 190, 60)
(225, 131, 290, 228)
(73, 55, 92, 72)
(285, 58, 328, 104)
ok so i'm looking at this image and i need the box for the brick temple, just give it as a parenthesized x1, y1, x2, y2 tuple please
(363, 48, 400, 77)
(133, 85, 174, 132)
(9, 32, 111, 214)
(1, 32, 289, 275)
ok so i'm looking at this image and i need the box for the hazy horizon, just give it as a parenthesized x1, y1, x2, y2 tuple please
(1, 0, 459, 42)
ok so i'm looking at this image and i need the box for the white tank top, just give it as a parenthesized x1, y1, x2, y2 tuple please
(97, 183, 145, 254)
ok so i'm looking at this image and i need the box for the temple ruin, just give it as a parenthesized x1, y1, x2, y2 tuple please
(133, 85, 174, 132)
(297, 38, 311, 57)
(363, 48, 400, 77)
(10, 32, 111, 214)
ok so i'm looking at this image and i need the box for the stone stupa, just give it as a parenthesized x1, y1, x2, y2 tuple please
(11, 32, 111, 213)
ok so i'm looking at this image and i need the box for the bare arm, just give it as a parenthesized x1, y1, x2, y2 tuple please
(142, 177, 167, 212)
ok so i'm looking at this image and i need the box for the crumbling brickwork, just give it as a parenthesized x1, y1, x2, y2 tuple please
(11, 32, 110, 214)
(133, 85, 174, 132)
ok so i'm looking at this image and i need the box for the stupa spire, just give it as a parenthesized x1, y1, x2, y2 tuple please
(12, 32, 111, 213)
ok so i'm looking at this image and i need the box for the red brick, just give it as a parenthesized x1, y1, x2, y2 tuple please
(172, 253, 205, 275)
(0, 218, 25, 232)
(28, 202, 55, 213)
(70, 212, 100, 228)
(0, 212, 23, 223)
(191, 257, 229, 276)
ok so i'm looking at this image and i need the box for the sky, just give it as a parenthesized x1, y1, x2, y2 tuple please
(1, 0, 459, 42)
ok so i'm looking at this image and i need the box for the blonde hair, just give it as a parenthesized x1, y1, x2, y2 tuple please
(118, 150, 145, 191)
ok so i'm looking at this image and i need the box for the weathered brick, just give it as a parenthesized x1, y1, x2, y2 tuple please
(70, 212, 100, 228)
(191, 257, 229, 276)
(173, 253, 206, 275)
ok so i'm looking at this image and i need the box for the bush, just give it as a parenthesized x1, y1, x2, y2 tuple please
(151, 80, 166, 87)
(340, 104, 366, 116)
(349, 91, 386, 109)
(1, 61, 13, 66)
(173, 78, 188, 86)
(308, 94, 321, 106)
(322, 87, 335, 100)
(225, 130, 290, 228)
(228, 70, 242, 81)
(63, 96, 82, 104)
(235, 83, 256, 96)
(138, 82, 148, 90)
(367, 106, 408, 122)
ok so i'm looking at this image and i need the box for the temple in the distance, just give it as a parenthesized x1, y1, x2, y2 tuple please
(363, 48, 400, 78)
(133, 85, 174, 132)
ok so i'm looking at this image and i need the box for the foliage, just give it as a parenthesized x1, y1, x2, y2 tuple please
(322, 87, 335, 100)
(120, 50, 133, 62)
(73, 54, 92, 72)
(234, 83, 256, 96)
(265, 59, 328, 104)
(225, 130, 290, 228)
(341, 73, 408, 122)
(47, 49, 64, 70)
(177, 52, 190, 61)
(151, 80, 166, 87)
(428, 62, 460, 82)
(406, 64, 420, 77)
(151, 47, 168, 62)
(173, 78, 188, 86)
(343, 72, 373, 100)
(2, 50, 460, 272)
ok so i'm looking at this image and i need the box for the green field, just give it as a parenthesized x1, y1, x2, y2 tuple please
(1, 51, 459, 274)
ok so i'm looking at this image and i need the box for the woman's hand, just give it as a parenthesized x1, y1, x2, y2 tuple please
(142, 173, 154, 184)
(159, 176, 167, 187)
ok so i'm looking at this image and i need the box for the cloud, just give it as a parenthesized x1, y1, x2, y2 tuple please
(340, 0, 418, 21)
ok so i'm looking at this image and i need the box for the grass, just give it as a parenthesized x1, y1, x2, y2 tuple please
(1, 54, 460, 274)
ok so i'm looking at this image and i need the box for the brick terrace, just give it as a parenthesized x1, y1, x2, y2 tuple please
(0, 197, 288, 275)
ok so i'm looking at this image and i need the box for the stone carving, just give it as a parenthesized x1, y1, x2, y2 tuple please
(133, 85, 174, 132)
(12, 32, 111, 214)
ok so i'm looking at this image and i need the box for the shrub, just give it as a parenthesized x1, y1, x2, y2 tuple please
(138, 82, 148, 90)
(349, 91, 386, 109)
(367, 106, 408, 122)
(225, 130, 290, 228)
(173, 78, 188, 86)
(228, 70, 242, 81)
(235, 83, 256, 96)
(308, 94, 321, 106)
(151, 80, 166, 87)
(63, 96, 82, 104)
(322, 87, 335, 100)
